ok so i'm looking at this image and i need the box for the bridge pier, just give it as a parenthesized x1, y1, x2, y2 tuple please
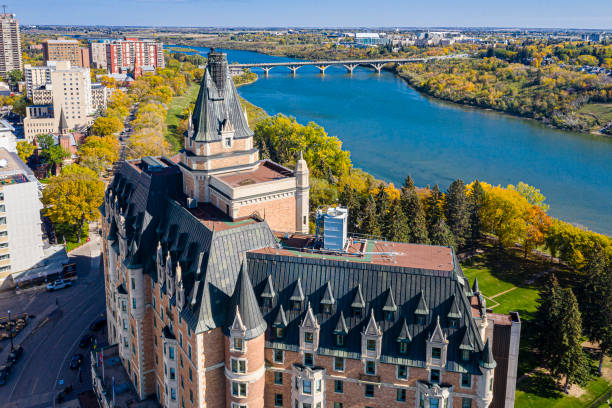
(316, 65, 329, 74)
(288, 65, 301, 75)
(262, 66, 272, 76)
(370, 63, 385, 74)
(343, 63, 358, 74)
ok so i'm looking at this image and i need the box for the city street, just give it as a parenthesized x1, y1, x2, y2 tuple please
(0, 235, 106, 408)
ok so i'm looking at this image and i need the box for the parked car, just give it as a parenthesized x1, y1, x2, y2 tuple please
(69, 354, 83, 370)
(6, 346, 23, 365)
(0, 365, 10, 385)
(89, 317, 106, 332)
(79, 334, 93, 348)
(46, 279, 73, 291)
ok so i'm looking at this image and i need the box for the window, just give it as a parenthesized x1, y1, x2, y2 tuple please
(275, 393, 283, 407)
(274, 349, 284, 363)
(132, 298, 136, 309)
(0, 231, 7, 236)
(189, 367, 193, 382)
(432, 347, 441, 360)
(171, 388, 176, 401)
(0, 217, 6, 225)
(304, 332, 313, 344)
(490, 377, 494, 391)
(179, 333, 183, 348)
(233, 338, 244, 352)
(397, 388, 406, 402)
(334, 356, 345, 371)
(231, 382, 247, 397)
(225, 138, 231, 147)
(334, 380, 343, 393)
(461, 398, 472, 408)
(231, 358, 247, 374)
(304, 352, 313, 367)
(335, 334, 344, 347)
(397, 364, 408, 379)
(416, 315, 426, 325)
(366, 339, 376, 351)
(365, 360, 376, 375)
(302, 380, 312, 395)
(321, 304, 331, 314)
(188, 345, 192, 360)
(169, 346, 175, 360)
(461, 349, 470, 362)
(131, 277, 135, 290)
(316, 380, 321, 392)
(263, 297, 272, 308)
(0, 205, 5, 212)
(461, 373, 471, 388)
(385, 311, 394, 321)
(292, 300, 301, 310)
(303, 404, 311, 408)
(399, 342, 408, 354)
(450, 319, 458, 328)
(334, 404, 343, 408)
(170, 367, 176, 380)
(190, 390, 194, 404)
(352, 307, 363, 318)
(274, 372, 283, 385)
(365, 384, 374, 398)
(430, 369, 440, 384)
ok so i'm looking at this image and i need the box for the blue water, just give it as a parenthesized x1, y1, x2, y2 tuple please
(170, 46, 612, 235)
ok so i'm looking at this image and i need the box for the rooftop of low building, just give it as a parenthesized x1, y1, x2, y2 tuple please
(215, 160, 294, 188)
(0, 148, 35, 185)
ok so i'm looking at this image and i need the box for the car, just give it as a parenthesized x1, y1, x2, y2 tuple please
(0, 365, 10, 385)
(79, 334, 93, 348)
(6, 346, 23, 365)
(89, 317, 106, 332)
(46, 279, 73, 291)
(69, 354, 83, 370)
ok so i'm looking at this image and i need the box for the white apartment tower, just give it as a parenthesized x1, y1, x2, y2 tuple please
(0, 13, 22, 79)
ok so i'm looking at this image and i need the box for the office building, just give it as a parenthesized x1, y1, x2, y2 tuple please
(43, 39, 90, 68)
(0, 13, 22, 78)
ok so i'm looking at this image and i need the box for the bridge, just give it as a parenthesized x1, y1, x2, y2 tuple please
(230, 54, 467, 75)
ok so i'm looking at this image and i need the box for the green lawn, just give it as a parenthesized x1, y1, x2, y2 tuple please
(165, 82, 200, 152)
(54, 222, 89, 252)
(576, 103, 612, 132)
(239, 96, 268, 127)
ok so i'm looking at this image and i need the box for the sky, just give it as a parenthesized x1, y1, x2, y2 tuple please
(11, 0, 612, 29)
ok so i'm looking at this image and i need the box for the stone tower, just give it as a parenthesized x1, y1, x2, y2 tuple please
(295, 151, 310, 234)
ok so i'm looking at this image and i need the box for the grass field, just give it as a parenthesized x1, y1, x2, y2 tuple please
(165, 82, 200, 152)
(240, 96, 268, 127)
(576, 103, 612, 132)
(460, 244, 612, 408)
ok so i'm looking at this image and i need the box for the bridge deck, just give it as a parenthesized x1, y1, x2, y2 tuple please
(231, 55, 466, 68)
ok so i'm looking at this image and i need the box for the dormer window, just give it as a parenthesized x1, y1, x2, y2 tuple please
(432, 347, 442, 360)
(335, 334, 345, 346)
(224, 137, 231, 148)
(304, 332, 314, 344)
(275, 327, 285, 339)
(292, 300, 302, 310)
(353, 307, 363, 318)
(233, 338, 244, 352)
(461, 349, 470, 362)
(321, 304, 332, 314)
(450, 318, 458, 328)
(385, 310, 394, 321)
(399, 342, 408, 354)
(366, 339, 376, 351)
(263, 297, 272, 308)
(416, 315, 426, 325)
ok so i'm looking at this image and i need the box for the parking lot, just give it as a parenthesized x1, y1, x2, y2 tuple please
(0, 235, 106, 407)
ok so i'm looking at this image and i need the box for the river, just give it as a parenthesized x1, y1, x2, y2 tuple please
(170, 46, 612, 235)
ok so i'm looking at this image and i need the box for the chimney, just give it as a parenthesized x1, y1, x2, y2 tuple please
(207, 48, 228, 96)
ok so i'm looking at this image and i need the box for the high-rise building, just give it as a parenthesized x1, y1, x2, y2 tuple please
(95, 50, 520, 408)
(43, 39, 90, 67)
(23, 61, 96, 141)
(0, 13, 22, 79)
(0, 148, 44, 286)
(90, 38, 164, 75)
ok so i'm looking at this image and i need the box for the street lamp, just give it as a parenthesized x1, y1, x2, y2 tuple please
(7, 309, 12, 351)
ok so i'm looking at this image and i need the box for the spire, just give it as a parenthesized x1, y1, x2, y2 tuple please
(226, 260, 266, 339)
(295, 150, 308, 174)
(320, 282, 335, 305)
(429, 316, 447, 343)
(290, 277, 305, 302)
(187, 110, 193, 132)
(397, 319, 411, 342)
(334, 311, 348, 335)
(472, 277, 480, 294)
(447, 295, 462, 319)
(58, 108, 68, 134)
(351, 284, 365, 309)
(301, 302, 319, 329)
(272, 304, 287, 328)
(175, 263, 182, 283)
(479, 338, 497, 369)
(415, 291, 429, 315)
(261, 275, 275, 299)
(383, 288, 397, 311)
(459, 328, 475, 351)
(363, 309, 381, 336)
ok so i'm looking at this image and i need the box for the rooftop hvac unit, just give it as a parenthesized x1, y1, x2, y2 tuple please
(316, 207, 348, 252)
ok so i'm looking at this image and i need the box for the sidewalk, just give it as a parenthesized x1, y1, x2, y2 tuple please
(0, 303, 58, 360)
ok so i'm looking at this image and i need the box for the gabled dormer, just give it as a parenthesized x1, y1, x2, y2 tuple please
(426, 316, 449, 368)
(397, 318, 411, 354)
(415, 291, 429, 324)
(447, 295, 462, 328)
(290, 277, 305, 311)
(459, 328, 474, 362)
(272, 304, 287, 339)
(361, 309, 382, 360)
(261, 275, 275, 308)
(383, 288, 397, 321)
(299, 303, 320, 352)
(333, 311, 348, 347)
(320, 282, 335, 314)
(229, 305, 247, 354)
(351, 284, 365, 318)
(175, 263, 185, 311)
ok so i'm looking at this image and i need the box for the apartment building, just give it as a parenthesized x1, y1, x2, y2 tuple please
(89, 41, 107, 69)
(0, 148, 44, 286)
(97, 50, 520, 408)
(90, 38, 164, 74)
(0, 13, 22, 78)
(24, 61, 97, 141)
(43, 39, 90, 67)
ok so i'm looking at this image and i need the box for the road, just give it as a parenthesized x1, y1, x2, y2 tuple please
(0, 235, 106, 408)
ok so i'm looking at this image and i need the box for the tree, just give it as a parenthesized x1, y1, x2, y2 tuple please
(16, 140, 35, 163)
(339, 185, 360, 233)
(468, 180, 486, 244)
(374, 184, 390, 219)
(400, 175, 429, 244)
(8, 69, 24, 85)
(79, 135, 120, 175)
(579, 246, 612, 375)
(359, 195, 381, 238)
(384, 200, 410, 242)
(36, 133, 54, 151)
(445, 179, 470, 247)
(36, 134, 69, 172)
(42, 165, 105, 242)
(91, 116, 124, 136)
(426, 185, 455, 248)
(478, 182, 530, 248)
(523, 205, 552, 258)
(535, 275, 589, 393)
(510, 181, 550, 212)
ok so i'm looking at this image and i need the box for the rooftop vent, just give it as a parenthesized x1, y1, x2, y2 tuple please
(316, 207, 348, 252)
